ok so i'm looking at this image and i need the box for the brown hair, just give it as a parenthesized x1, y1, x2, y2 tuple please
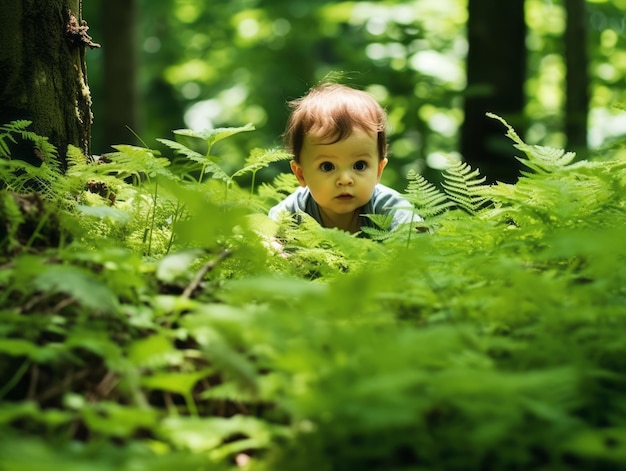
(283, 83, 388, 163)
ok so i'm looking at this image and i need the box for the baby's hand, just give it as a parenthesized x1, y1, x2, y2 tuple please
(262, 236, 290, 258)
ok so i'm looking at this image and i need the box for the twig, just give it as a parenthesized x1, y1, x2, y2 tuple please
(20, 292, 48, 313)
(37, 369, 91, 402)
(94, 371, 119, 398)
(52, 296, 76, 313)
(28, 364, 39, 400)
(181, 249, 232, 299)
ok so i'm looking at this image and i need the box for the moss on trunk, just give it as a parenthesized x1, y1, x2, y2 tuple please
(0, 0, 94, 167)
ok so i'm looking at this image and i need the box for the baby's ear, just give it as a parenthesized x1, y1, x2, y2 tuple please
(377, 158, 388, 180)
(290, 161, 307, 187)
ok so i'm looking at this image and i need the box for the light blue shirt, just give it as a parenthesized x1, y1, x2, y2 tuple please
(268, 184, 420, 231)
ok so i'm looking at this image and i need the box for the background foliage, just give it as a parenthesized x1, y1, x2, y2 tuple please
(1, 115, 625, 469)
(2, 1, 626, 469)
(84, 0, 626, 187)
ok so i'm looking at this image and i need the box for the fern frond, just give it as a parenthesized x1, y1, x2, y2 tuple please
(0, 120, 33, 133)
(231, 148, 292, 180)
(66, 144, 88, 168)
(363, 213, 394, 230)
(157, 139, 230, 183)
(269, 173, 299, 193)
(65, 145, 126, 199)
(259, 173, 299, 206)
(441, 160, 490, 214)
(0, 120, 33, 157)
(487, 113, 576, 174)
(157, 138, 204, 162)
(172, 123, 255, 146)
(359, 224, 393, 242)
(105, 145, 173, 182)
(32, 134, 58, 162)
(1, 121, 58, 163)
(0, 158, 62, 200)
(404, 169, 454, 217)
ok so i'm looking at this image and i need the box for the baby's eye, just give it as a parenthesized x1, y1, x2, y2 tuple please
(353, 160, 368, 171)
(320, 162, 335, 172)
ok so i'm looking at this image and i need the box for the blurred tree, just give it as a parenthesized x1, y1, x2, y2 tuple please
(461, 0, 526, 183)
(102, 0, 141, 149)
(565, 0, 589, 156)
(130, 0, 468, 187)
(82, 0, 626, 187)
(0, 0, 99, 166)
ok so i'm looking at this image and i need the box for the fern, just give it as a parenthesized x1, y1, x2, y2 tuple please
(157, 138, 230, 183)
(106, 145, 174, 183)
(231, 147, 292, 193)
(157, 124, 255, 184)
(486, 159, 625, 231)
(404, 169, 454, 218)
(258, 173, 300, 208)
(0, 120, 36, 158)
(441, 159, 490, 214)
(0, 120, 59, 167)
(0, 121, 63, 201)
(172, 123, 255, 147)
(487, 113, 576, 175)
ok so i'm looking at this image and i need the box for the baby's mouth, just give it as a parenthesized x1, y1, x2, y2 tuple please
(336, 193, 354, 200)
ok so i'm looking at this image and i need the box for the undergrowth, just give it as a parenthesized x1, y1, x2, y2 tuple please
(1, 116, 625, 470)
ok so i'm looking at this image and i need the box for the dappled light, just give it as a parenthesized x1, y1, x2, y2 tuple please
(2, 0, 626, 469)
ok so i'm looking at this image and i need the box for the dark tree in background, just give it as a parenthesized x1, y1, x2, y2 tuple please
(461, 0, 527, 184)
(565, 0, 589, 156)
(80, 0, 603, 188)
(102, 0, 140, 149)
(0, 0, 98, 166)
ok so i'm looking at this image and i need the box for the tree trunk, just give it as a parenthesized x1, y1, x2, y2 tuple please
(0, 0, 97, 167)
(102, 0, 140, 150)
(564, 0, 589, 157)
(461, 0, 527, 184)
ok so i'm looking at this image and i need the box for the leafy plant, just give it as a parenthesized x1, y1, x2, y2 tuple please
(157, 124, 255, 184)
(1, 117, 626, 471)
(441, 159, 490, 214)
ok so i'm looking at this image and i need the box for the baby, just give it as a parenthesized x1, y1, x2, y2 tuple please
(269, 82, 418, 234)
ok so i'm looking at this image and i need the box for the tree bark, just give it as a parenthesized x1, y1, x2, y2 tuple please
(564, 0, 589, 156)
(102, 0, 140, 149)
(0, 0, 96, 167)
(461, 0, 526, 184)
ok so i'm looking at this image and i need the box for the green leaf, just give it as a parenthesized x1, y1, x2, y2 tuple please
(157, 138, 230, 182)
(80, 401, 159, 438)
(33, 265, 119, 314)
(0, 401, 39, 424)
(157, 414, 278, 453)
(128, 334, 184, 369)
(0, 401, 74, 427)
(106, 144, 172, 180)
(172, 123, 255, 145)
(140, 369, 213, 396)
(441, 160, 490, 214)
(156, 138, 204, 162)
(156, 249, 204, 283)
(0, 339, 63, 363)
(231, 147, 292, 179)
(487, 113, 576, 174)
(64, 331, 127, 371)
(404, 169, 454, 217)
(566, 427, 626, 463)
(75, 204, 132, 224)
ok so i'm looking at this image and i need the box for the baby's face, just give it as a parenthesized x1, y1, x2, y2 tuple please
(290, 128, 387, 229)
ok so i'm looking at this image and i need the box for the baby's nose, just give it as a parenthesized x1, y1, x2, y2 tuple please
(337, 171, 354, 185)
